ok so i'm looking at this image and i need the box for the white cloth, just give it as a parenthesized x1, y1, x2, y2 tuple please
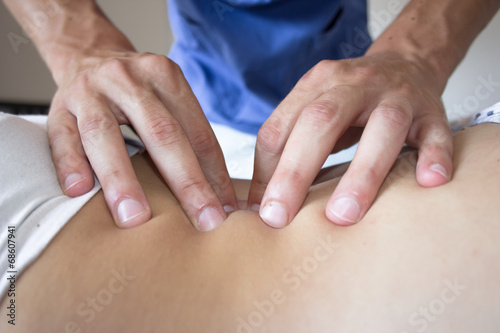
(0, 113, 142, 297)
(211, 122, 359, 180)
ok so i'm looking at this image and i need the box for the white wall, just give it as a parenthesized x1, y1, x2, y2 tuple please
(0, 0, 172, 103)
(1, 0, 499, 122)
(368, 0, 500, 123)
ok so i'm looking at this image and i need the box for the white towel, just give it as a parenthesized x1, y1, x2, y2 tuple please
(0, 113, 141, 297)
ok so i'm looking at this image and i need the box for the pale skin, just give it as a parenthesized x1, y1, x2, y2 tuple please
(1, 124, 500, 332)
(3, 0, 500, 231)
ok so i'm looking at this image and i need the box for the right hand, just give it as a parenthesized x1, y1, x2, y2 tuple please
(48, 50, 237, 231)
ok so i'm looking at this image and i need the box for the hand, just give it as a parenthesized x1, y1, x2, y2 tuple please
(48, 50, 237, 230)
(248, 53, 453, 227)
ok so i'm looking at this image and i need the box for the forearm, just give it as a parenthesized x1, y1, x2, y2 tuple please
(367, 0, 500, 93)
(2, 0, 135, 85)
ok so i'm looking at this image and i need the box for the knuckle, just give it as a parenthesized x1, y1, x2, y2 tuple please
(124, 82, 154, 108)
(70, 74, 92, 95)
(299, 60, 336, 88)
(157, 56, 181, 75)
(100, 58, 142, 94)
(49, 123, 77, 146)
(353, 65, 379, 79)
(190, 129, 218, 158)
(256, 120, 286, 155)
(420, 142, 441, 156)
(422, 121, 453, 147)
(142, 54, 180, 76)
(79, 113, 116, 139)
(176, 176, 210, 200)
(396, 82, 414, 98)
(144, 116, 183, 147)
(365, 164, 383, 182)
(208, 170, 232, 194)
(302, 100, 341, 127)
(350, 65, 381, 85)
(98, 165, 123, 184)
(278, 166, 307, 188)
(375, 103, 412, 129)
(142, 55, 184, 95)
(314, 59, 335, 74)
(101, 58, 129, 77)
(354, 162, 384, 188)
(53, 149, 83, 172)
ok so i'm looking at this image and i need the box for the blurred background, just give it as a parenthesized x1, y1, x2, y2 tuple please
(1, 0, 499, 123)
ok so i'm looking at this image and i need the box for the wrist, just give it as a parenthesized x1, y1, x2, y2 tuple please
(365, 44, 449, 96)
(365, 24, 455, 95)
(42, 40, 135, 87)
(365, 0, 500, 96)
(31, 1, 135, 86)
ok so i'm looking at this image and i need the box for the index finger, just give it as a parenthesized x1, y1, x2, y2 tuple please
(125, 99, 229, 232)
(257, 86, 365, 228)
(98, 57, 235, 231)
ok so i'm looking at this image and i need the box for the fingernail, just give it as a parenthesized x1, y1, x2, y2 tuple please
(329, 196, 361, 223)
(198, 207, 225, 232)
(117, 198, 147, 225)
(65, 173, 85, 191)
(260, 201, 288, 228)
(250, 203, 260, 212)
(429, 163, 449, 180)
(223, 205, 236, 213)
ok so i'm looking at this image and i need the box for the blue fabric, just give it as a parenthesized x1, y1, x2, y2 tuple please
(167, 0, 370, 134)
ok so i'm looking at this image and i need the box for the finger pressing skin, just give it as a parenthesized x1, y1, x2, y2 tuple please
(47, 104, 95, 197)
(71, 96, 152, 228)
(183, 118, 238, 213)
(408, 113, 453, 187)
(258, 86, 364, 228)
(96, 55, 231, 230)
(130, 108, 228, 232)
(248, 116, 291, 212)
(247, 64, 330, 210)
(144, 57, 238, 212)
(326, 97, 413, 226)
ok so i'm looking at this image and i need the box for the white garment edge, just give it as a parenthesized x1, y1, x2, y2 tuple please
(210, 122, 359, 180)
(0, 113, 142, 297)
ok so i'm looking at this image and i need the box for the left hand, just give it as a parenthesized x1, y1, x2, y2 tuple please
(248, 52, 453, 227)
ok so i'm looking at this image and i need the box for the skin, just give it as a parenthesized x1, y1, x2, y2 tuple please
(3, 0, 500, 232)
(2, 0, 237, 231)
(1, 124, 500, 332)
(249, 0, 500, 227)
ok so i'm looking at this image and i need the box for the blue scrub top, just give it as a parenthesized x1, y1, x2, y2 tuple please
(167, 0, 370, 134)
